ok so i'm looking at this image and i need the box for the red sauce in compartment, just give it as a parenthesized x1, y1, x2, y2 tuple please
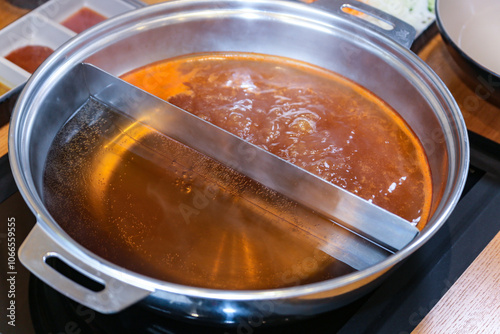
(62, 7, 107, 34)
(5, 45, 54, 73)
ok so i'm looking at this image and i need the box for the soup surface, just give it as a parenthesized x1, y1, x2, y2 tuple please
(121, 53, 432, 226)
(43, 53, 431, 290)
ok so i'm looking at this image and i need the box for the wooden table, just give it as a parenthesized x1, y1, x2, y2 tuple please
(1, 1, 500, 332)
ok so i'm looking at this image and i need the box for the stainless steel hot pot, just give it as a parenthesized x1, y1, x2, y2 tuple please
(10, 0, 468, 324)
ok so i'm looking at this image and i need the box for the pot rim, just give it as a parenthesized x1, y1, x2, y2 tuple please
(10, 0, 469, 301)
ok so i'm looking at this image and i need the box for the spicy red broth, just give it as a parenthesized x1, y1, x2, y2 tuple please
(121, 52, 432, 228)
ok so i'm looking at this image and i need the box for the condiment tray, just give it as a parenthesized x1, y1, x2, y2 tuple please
(0, 0, 142, 99)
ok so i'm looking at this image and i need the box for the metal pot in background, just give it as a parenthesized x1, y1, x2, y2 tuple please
(10, 0, 468, 324)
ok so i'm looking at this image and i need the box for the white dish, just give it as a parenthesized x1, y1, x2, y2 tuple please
(37, 0, 137, 29)
(437, 0, 500, 76)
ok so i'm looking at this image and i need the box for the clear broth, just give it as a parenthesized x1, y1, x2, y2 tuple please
(43, 98, 355, 290)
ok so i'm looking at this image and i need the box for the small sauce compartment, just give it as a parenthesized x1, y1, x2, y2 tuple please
(61, 7, 107, 33)
(36, 0, 136, 34)
(0, 14, 73, 74)
(5, 45, 54, 74)
(0, 58, 30, 97)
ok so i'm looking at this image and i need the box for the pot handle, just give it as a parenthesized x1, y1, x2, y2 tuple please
(18, 223, 153, 314)
(302, 0, 417, 49)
